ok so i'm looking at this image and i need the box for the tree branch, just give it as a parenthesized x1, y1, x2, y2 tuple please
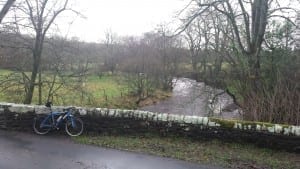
(0, 0, 15, 23)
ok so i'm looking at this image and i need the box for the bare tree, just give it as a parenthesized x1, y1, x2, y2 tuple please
(184, 19, 202, 77)
(178, 0, 297, 90)
(11, 0, 72, 104)
(0, 0, 15, 24)
(156, 24, 181, 90)
(103, 29, 119, 74)
(41, 36, 92, 105)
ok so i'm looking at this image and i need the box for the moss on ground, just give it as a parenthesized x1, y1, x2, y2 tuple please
(209, 117, 293, 131)
(209, 118, 236, 128)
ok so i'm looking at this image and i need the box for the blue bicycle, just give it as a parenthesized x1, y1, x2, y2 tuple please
(33, 102, 84, 136)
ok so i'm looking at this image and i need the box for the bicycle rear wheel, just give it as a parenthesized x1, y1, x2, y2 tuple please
(33, 115, 52, 135)
(65, 117, 83, 136)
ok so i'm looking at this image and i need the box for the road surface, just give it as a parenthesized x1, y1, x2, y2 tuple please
(0, 130, 223, 169)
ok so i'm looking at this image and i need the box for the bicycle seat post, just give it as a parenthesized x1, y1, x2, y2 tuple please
(45, 102, 55, 126)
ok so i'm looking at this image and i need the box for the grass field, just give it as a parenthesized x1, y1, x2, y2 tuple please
(0, 69, 141, 108)
(74, 134, 300, 169)
(0, 69, 171, 108)
(0, 69, 11, 75)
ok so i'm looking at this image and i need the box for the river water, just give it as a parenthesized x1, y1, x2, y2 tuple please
(140, 78, 241, 119)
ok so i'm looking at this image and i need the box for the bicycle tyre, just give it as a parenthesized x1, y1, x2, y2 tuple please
(33, 115, 51, 135)
(65, 117, 83, 136)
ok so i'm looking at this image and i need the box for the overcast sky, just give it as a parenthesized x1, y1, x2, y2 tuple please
(2, 0, 298, 42)
(59, 0, 188, 42)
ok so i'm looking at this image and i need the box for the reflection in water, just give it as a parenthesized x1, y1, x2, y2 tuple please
(140, 78, 241, 119)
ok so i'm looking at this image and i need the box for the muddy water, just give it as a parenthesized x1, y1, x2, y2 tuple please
(140, 78, 241, 119)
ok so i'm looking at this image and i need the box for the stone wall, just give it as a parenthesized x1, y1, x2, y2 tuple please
(0, 102, 300, 152)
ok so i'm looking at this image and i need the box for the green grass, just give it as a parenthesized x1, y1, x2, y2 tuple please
(86, 75, 127, 98)
(74, 134, 300, 169)
(0, 69, 12, 75)
(0, 69, 131, 107)
(0, 69, 170, 109)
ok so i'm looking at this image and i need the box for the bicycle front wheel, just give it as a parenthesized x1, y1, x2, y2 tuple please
(65, 117, 83, 136)
(33, 115, 51, 135)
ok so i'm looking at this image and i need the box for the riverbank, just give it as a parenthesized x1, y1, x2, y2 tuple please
(140, 78, 240, 119)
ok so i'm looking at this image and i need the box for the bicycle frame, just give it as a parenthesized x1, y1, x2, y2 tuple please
(40, 110, 74, 129)
(34, 102, 83, 136)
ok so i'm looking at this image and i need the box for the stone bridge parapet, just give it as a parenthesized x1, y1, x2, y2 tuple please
(0, 102, 299, 152)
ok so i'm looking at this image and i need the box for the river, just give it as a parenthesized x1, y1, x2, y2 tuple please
(140, 78, 241, 119)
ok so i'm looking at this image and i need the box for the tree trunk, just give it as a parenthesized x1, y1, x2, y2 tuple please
(24, 60, 39, 104)
(248, 51, 261, 92)
(0, 0, 15, 24)
(38, 70, 42, 105)
(24, 35, 42, 104)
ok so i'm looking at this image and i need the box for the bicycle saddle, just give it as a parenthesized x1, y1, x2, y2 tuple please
(45, 102, 52, 108)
